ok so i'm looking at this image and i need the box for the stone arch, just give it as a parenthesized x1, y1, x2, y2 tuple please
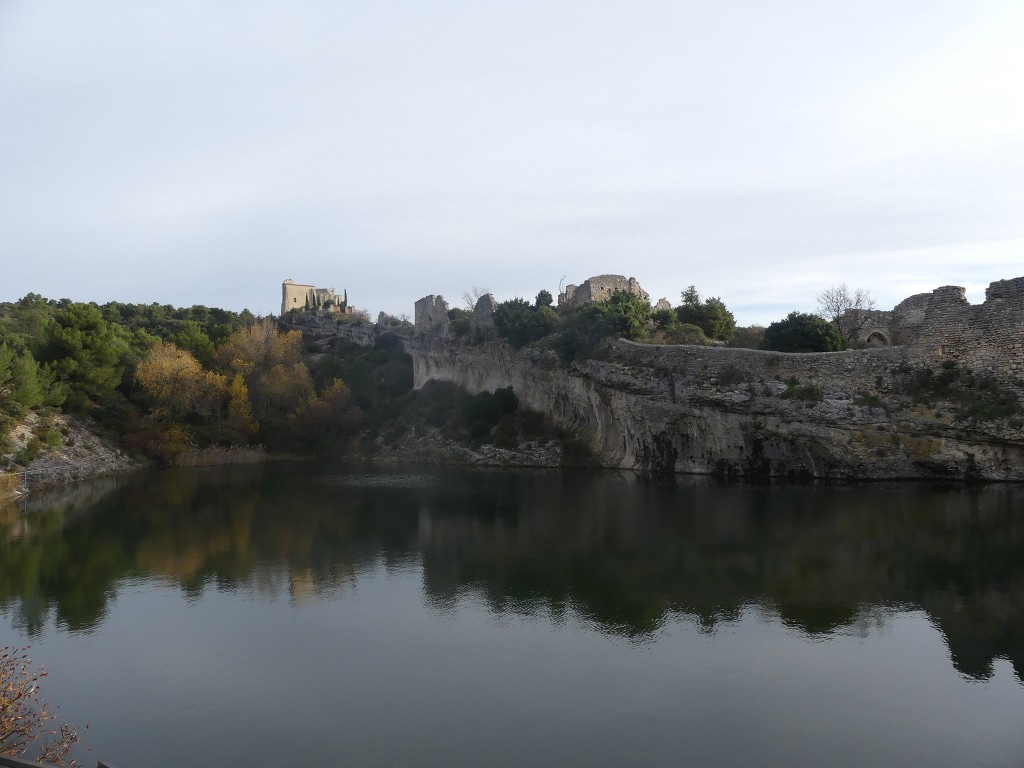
(866, 331, 890, 347)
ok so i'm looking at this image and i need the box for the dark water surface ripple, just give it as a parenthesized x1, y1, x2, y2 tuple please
(2, 463, 1023, 767)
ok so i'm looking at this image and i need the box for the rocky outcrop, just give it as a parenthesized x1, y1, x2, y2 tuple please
(372, 424, 562, 468)
(409, 339, 1024, 481)
(409, 275, 1024, 481)
(3, 413, 136, 496)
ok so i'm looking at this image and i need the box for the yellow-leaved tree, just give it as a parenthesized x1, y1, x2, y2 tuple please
(223, 373, 259, 445)
(135, 342, 226, 421)
(218, 319, 313, 421)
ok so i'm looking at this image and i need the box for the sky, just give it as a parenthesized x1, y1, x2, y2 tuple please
(1, 1, 1022, 326)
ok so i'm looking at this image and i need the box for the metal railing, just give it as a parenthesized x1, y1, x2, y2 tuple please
(0, 757, 117, 768)
(13, 467, 62, 490)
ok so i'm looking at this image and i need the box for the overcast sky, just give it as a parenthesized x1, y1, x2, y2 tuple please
(2, 1, 1022, 325)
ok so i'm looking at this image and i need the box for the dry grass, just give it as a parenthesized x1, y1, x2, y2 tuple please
(170, 445, 266, 467)
(0, 473, 20, 501)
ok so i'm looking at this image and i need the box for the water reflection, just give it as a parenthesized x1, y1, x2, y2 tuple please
(2, 463, 1023, 682)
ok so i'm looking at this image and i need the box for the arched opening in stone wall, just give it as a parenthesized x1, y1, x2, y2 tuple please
(866, 331, 890, 347)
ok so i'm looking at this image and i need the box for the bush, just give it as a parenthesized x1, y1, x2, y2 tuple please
(447, 308, 472, 338)
(675, 287, 736, 341)
(762, 312, 844, 353)
(557, 291, 652, 361)
(728, 325, 766, 349)
(14, 438, 42, 466)
(663, 323, 709, 345)
(462, 387, 519, 440)
(895, 361, 1024, 423)
(1, 647, 79, 766)
(853, 392, 886, 409)
(493, 299, 558, 348)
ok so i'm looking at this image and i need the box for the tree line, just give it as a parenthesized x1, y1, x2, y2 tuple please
(462, 282, 874, 358)
(0, 295, 366, 465)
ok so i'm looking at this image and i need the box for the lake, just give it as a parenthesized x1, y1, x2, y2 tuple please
(2, 463, 1023, 767)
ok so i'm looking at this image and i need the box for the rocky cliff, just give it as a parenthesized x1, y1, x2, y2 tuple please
(409, 285, 1024, 482)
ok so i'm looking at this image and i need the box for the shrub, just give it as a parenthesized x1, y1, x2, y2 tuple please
(493, 299, 558, 348)
(728, 325, 766, 349)
(14, 438, 42, 466)
(893, 361, 1023, 423)
(762, 312, 844, 352)
(1, 647, 79, 766)
(447, 308, 472, 338)
(664, 323, 709, 345)
(675, 287, 736, 341)
(853, 392, 886, 409)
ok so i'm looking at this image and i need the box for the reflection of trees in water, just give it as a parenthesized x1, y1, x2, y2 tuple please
(0, 465, 384, 633)
(1, 466, 1023, 681)
(414, 475, 1024, 681)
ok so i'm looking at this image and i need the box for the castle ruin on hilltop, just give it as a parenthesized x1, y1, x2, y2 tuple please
(844, 277, 1024, 380)
(558, 274, 649, 308)
(281, 279, 353, 316)
(414, 273, 1024, 387)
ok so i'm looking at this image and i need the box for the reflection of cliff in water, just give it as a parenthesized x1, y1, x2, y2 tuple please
(1, 463, 1022, 681)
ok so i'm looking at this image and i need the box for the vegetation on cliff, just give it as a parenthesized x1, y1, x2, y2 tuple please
(0, 296, 358, 468)
(1, 293, 577, 473)
(475, 281, 890, 357)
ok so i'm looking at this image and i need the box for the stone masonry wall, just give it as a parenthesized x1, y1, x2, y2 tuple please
(908, 279, 1024, 383)
(839, 278, 1024, 384)
(558, 275, 650, 308)
(471, 294, 499, 340)
(415, 295, 450, 339)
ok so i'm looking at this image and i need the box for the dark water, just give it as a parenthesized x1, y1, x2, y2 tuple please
(2, 464, 1023, 767)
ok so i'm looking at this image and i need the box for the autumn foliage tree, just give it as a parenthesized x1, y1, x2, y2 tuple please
(135, 342, 226, 422)
(218, 319, 312, 422)
(288, 379, 362, 452)
(1, 647, 79, 767)
(223, 374, 259, 445)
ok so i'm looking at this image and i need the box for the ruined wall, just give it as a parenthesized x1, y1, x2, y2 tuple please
(471, 294, 499, 340)
(558, 275, 650, 308)
(843, 278, 1024, 383)
(414, 295, 450, 339)
(909, 278, 1024, 382)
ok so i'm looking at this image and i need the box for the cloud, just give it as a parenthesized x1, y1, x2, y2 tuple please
(0, 0, 1021, 325)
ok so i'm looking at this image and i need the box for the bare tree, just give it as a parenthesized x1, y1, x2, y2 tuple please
(462, 286, 490, 310)
(816, 283, 876, 342)
(1, 647, 79, 766)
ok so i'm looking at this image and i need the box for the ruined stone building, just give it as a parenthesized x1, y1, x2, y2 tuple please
(414, 295, 450, 338)
(281, 279, 352, 316)
(845, 277, 1024, 382)
(558, 275, 650, 308)
(414, 273, 1024, 389)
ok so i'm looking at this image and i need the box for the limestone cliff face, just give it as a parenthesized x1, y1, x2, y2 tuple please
(410, 339, 1024, 481)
